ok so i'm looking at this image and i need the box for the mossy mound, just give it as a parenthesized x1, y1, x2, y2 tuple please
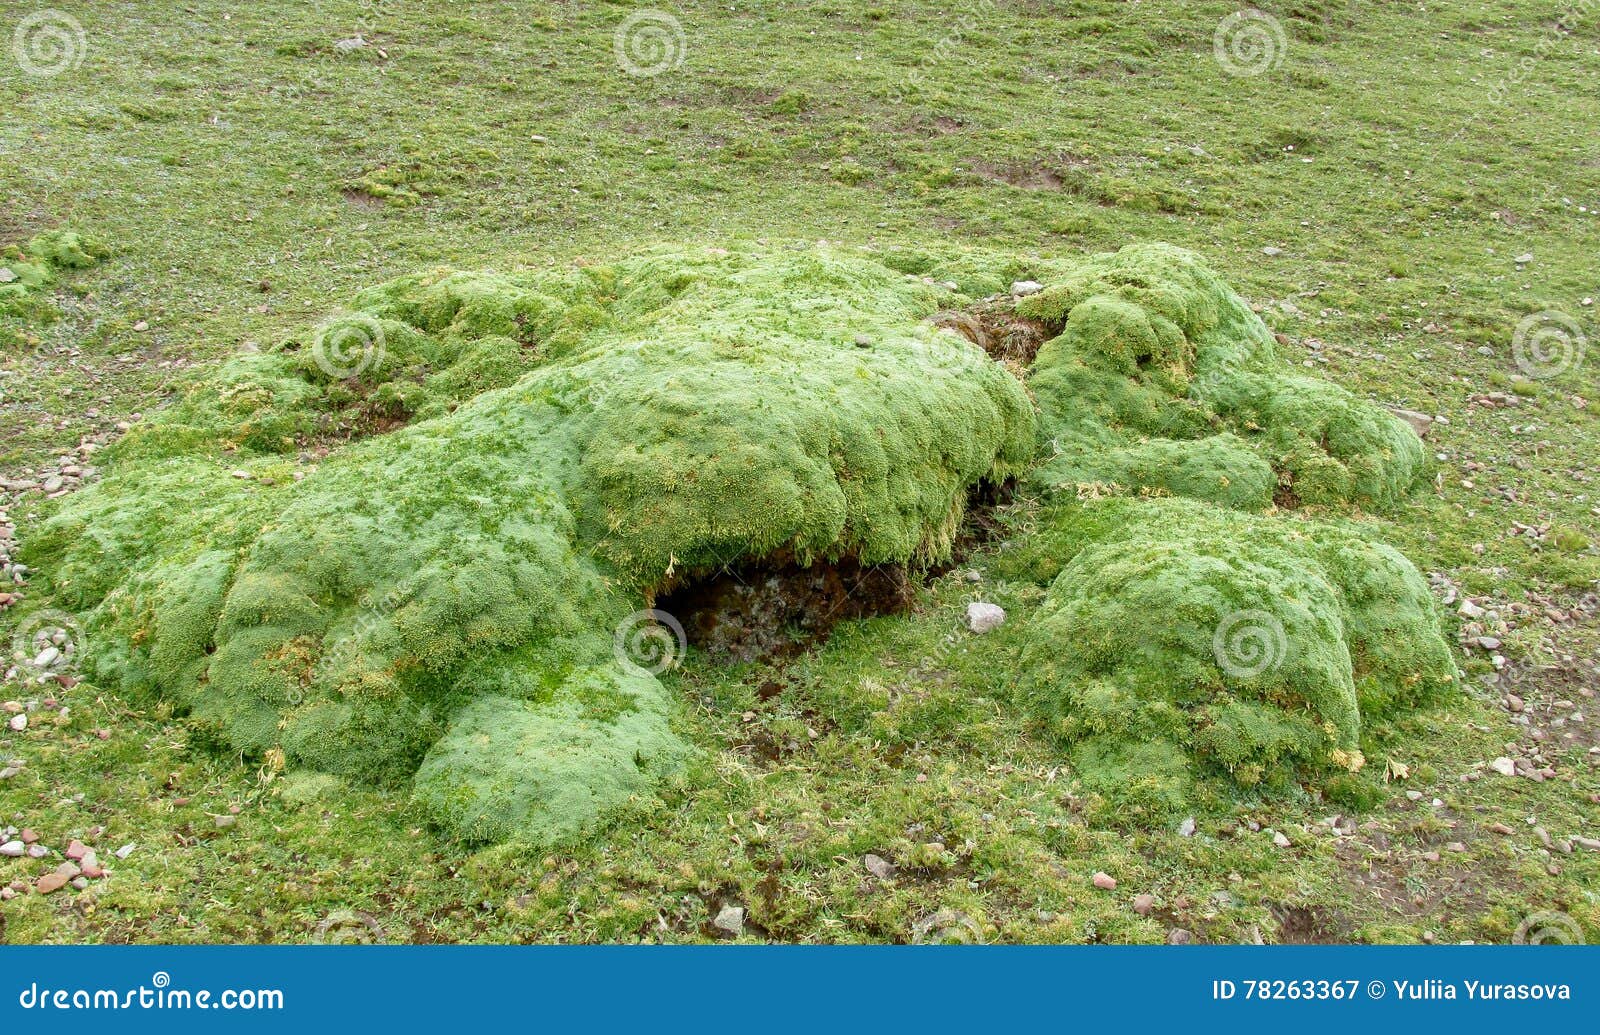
(1014, 244, 1427, 511)
(1015, 496, 1456, 824)
(0, 230, 107, 329)
(26, 244, 1035, 844)
(23, 241, 1453, 843)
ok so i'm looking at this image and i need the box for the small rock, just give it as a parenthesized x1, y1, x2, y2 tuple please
(26, 844, 48, 859)
(0, 840, 23, 857)
(114, 843, 135, 860)
(19, 829, 38, 845)
(35, 872, 68, 895)
(1261, 246, 1283, 257)
(1177, 816, 1196, 837)
(1405, 790, 1423, 801)
(1513, 253, 1533, 264)
(71, 876, 89, 890)
(863, 854, 896, 879)
(0, 766, 18, 780)
(712, 904, 746, 936)
(65, 839, 87, 861)
(1388, 407, 1433, 438)
(1167, 928, 1192, 945)
(214, 814, 237, 829)
(1421, 851, 1441, 862)
(1272, 831, 1291, 848)
(1010, 280, 1043, 297)
(1487, 822, 1514, 836)
(1476, 636, 1501, 650)
(333, 35, 367, 52)
(6, 714, 24, 733)
(1505, 694, 1524, 713)
(1573, 836, 1600, 851)
(1131, 893, 1156, 916)
(1489, 756, 1516, 776)
(1092, 871, 1117, 890)
(966, 601, 1006, 634)
(132, 320, 149, 332)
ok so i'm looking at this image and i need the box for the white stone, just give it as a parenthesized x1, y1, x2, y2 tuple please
(966, 602, 1006, 633)
(712, 905, 746, 935)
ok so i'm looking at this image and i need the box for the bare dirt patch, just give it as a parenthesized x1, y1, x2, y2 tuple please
(931, 300, 1051, 365)
(657, 555, 916, 662)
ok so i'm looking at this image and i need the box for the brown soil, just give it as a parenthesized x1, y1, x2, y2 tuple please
(930, 299, 1051, 364)
(657, 556, 916, 662)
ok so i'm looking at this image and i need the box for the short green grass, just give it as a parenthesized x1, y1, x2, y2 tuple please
(2, 0, 1597, 944)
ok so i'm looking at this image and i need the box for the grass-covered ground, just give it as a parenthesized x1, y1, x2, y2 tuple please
(2, 0, 1597, 944)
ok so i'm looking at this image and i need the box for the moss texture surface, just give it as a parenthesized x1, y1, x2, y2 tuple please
(0, 230, 107, 335)
(23, 242, 1452, 843)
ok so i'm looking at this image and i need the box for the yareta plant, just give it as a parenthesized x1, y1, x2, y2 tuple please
(21, 242, 1454, 843)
